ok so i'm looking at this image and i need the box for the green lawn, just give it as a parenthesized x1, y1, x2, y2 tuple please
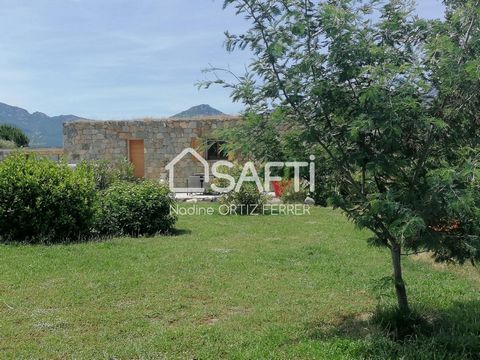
(1, 206, 479, 359)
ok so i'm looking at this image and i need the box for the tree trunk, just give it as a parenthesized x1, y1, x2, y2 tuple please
(390, 243, 410, 312)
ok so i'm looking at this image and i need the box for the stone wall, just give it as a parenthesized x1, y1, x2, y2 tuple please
(63, 117, 239, 188)
(0, 148, 64, 162)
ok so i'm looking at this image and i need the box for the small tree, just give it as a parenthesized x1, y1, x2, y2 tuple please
(0, 124, 29, 147)
(204, 0, 480, 312)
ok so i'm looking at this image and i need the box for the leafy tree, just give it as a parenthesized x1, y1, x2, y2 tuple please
(214, 112, 333, 205)
(215, 112, 284, 161)
(204, 0, 480, 312)
(0, 124, 29, 147)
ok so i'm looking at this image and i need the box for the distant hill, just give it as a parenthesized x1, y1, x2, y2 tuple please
(0, 102, 81, 148)
(171, 104, 225, 118)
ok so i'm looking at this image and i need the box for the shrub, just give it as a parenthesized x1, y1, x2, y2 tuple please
(215, 164, 269, 215)
(219, 183, 268, 214)
(280, 180, 308, 204)
(0, 153, 97, 243)
(96, 180, 176, 237)
(86, 159, 135, 190)
(0, 124, 29, 147)
(0, 139, 17, 149)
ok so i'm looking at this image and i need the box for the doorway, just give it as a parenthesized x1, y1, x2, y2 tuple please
(128, 139, 145, 178)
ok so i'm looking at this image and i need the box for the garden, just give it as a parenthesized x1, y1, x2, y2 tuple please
(0, 152, 479, 359)
(1, 0, 480, 358)
(0, 201, 479, 358)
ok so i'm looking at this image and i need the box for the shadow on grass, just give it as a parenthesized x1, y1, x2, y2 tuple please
(0, 228, 192, 246)
(306, 300, 480, 359)
(169, 228, 192, 236)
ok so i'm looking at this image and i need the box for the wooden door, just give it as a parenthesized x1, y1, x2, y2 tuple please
(129, 140, 144, 178)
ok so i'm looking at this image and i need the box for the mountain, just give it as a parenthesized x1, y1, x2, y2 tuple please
(171, 104, 225, 118)
(0, 102, 81, 148)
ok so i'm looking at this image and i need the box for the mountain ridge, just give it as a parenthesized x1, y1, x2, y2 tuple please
(171, 104, 225, 118)
(0, 102, 230, 148)
(0, 102, 81, 147)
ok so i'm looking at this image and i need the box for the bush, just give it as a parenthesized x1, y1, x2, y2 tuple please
(0, 139, 17, 149)
(86, 159, 135, 190)
(0, 124, 29, 147)
(96, 180, 176, 237)
(0, 153, 97, 243)
(280, 180, 308, 204)
(219, 183, 268, 214)
(215, 164, 269, 215)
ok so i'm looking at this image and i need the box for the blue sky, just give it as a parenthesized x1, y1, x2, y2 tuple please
(0, 0, 444, 119)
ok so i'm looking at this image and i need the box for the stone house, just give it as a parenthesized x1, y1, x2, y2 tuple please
(63, 116, 239, 189)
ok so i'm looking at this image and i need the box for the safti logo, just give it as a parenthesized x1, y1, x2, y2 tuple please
(166, 148, 316, 194)
(165, 148, 210, 193)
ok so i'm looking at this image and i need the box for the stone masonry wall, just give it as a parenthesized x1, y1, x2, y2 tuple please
(63, 117, 239, 188)
(0, 148, 64, 162)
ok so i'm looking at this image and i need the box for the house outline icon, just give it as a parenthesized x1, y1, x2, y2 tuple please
(165, 147, 210, 193)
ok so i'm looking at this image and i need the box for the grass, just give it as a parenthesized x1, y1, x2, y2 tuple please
(0, 205, 479, 359)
